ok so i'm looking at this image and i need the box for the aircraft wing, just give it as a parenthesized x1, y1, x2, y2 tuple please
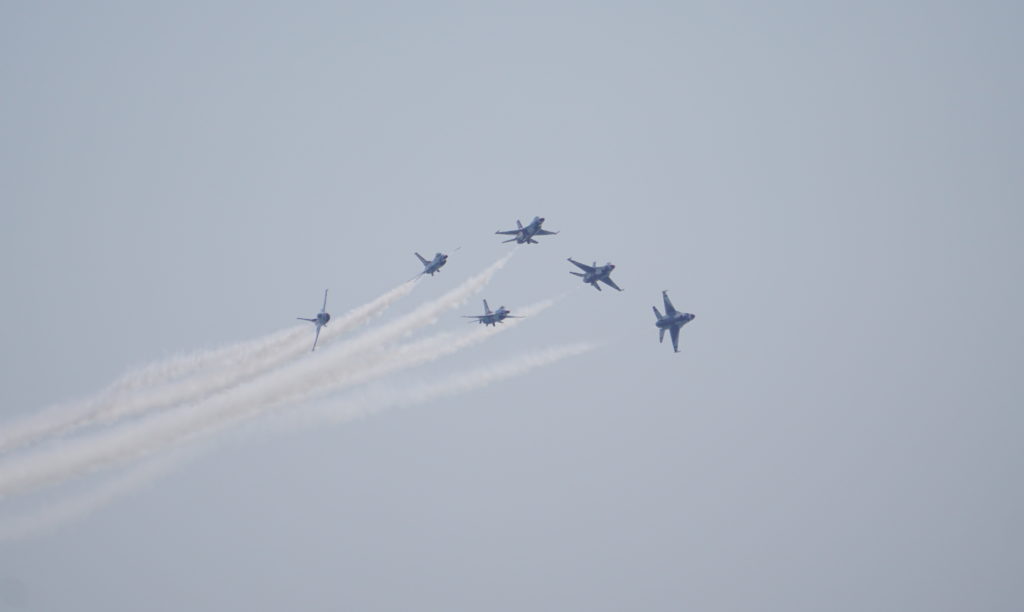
(567, 258, 595, 273)
(600, 277, 623, 292)
(670, 326, 681, 353)
(297, 317, 317, 322)
(663, 291, 678, 316)
(534, 229, 558, 236)
(312, 325, 322, 351)
(495, 229, 520, 235)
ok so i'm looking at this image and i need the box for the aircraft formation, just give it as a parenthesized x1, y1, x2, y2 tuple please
(298, 216, 695, 352)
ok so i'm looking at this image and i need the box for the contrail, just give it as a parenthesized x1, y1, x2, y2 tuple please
(297, 341, 597, 427)
(0, 254, 513, 498)
(291, 297, 559, 408)
(0, 451, 190, 542)
(0, 279, 419, 454)
(82, 278, 421, 424)
(0, 341, 593, 541)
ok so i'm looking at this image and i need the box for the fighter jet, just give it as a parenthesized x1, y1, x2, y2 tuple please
(652, 290, 695, 353)
(567, 258, 622, 292)
(297, 289, 330, 351)
(496, 216, 558, 244)
(462, 299, 518, 326)
(415, 252, 448, 276)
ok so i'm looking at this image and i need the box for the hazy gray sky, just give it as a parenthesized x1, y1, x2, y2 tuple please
(1, 2, 1022, 610)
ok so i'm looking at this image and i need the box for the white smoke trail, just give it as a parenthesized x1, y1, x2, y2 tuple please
(299, 341, 597, 427)
(0, 279, 419, 454)
(288, 297, 559, 408)
(81, 278, 421, 424)
(0, 452, 189, 542)
(0, 254, 513, 498)
(0, 341, 593, 541)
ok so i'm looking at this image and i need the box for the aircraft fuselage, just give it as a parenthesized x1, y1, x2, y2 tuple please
(656, 313, 693, 330)
(497, 216, 556, 244)
(416, 252, 448, 275)
(584, 265, 614, 284)
(477, 308, 511, 326)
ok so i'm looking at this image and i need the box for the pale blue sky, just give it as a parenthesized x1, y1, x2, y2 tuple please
(1, 2, 1022, 610)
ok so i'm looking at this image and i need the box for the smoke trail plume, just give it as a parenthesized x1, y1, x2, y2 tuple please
(0, 254, 512, 498)
(301, 341, 597, 427)
(0, 341, 593, 541)
(0, 451, 189, 542)
(0, 279, 418, 454)
(293, 297, 559, 407)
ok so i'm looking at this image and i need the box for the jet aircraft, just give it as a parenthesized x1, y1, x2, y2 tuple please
(297, 289, 330, 351)
(462, 299, 518, 326)
(496, 216, 558, 244)
(652, 290, 695, 353)
(567, 258, 622, 292)
(415, 251, 448, 276)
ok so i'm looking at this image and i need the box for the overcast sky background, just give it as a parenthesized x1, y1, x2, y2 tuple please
(1, 1, 1022, 610)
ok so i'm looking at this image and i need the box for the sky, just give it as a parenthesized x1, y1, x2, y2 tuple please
(1, 1, 1022, 610)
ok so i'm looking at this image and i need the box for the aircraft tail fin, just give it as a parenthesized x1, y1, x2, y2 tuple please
(653, 306, 664, 321)
(516, 219, 523, 229)
(414, 252, 429, 265)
